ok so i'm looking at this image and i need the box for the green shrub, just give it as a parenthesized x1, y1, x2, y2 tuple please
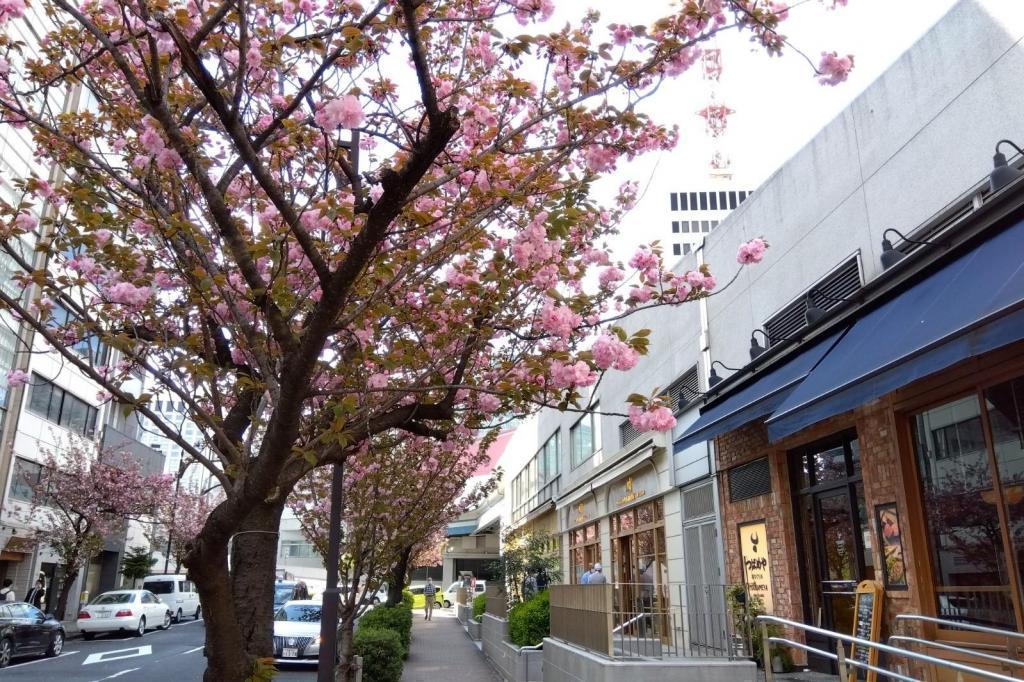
(508, 590, 549, 647)
(360, 604, 413, 655)
(353, 627, 404, 682)
(401, 589, 414, 609)
(472, 593, 486, 621)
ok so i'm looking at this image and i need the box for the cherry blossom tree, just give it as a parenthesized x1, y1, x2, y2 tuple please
(21, 440, 172, 619)
(289, 429, 498, 667)
(0, 0, 850, 678)
(147, 487, 220, 573)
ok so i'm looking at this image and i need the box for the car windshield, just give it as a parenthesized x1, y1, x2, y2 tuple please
(145, 581, 174, 594)
(275, 605, 321, 623)
(274, 586, 295, 604)
(92, 593, 133, 605)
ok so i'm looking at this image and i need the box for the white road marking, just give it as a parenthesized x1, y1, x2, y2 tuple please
(83, 645, 153, 665)
(6, 650, 79, 667)
(182, 645, 204, 654)
(89, 667, 140, 681)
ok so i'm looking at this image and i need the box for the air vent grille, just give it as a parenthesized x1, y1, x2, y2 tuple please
(763, 257, 862, 344)
(683, 483, 715, 520)
(728, 457, 771, 502)
(665, 366, 701, 413)
(619, 419, 641, 448)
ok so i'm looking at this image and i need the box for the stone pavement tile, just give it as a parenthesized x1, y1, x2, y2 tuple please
(401, 610, 500, 682)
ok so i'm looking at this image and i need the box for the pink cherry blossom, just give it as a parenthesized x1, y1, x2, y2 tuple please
(94, 228, 113, 246)
(105, 281, 153, 307)
(367, 373, 388, 389)
(628, 404, 676, 432)
(736, 237, 768, 264)
(549, 359, 597, 388)
(591, 333, 639, 371)
(0, 0, 26, 24)
(5, 369, 29, 387)
(818, 51, 855, 86)
(14, 212, 37, 232)
(539, 302, 582, 339)
(611, 24, 634, 46)
(316, 95, 365, 129)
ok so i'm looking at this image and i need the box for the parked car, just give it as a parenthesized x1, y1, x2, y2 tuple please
(77, 590, 172, 639)
(408, 585, 443, 610)
(442, 580, 486, 608)
(273, 580, 300, 611)
(370, 585, 388, 605)
(142, 574, 201, 623)
(0, 602, 64, 668)
(272, 600, 322, 664)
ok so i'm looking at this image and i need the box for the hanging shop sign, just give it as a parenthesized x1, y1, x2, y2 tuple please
(738, 520, 774, 613)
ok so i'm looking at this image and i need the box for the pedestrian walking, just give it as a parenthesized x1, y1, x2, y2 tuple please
(579, 566, 592, 584)
(423, 578, 437, 621)
(588, 563, 608, 585)
(25, 579, 45, 610)
(0, 579, 15, 602)
(294, 581, 310, 600)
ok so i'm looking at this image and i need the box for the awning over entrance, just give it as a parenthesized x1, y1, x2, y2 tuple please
(767, 219, 1024, 442)
(673, 331, 846, 452)
(446, 520, 477, 537)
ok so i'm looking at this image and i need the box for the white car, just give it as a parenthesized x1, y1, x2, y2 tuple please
(442, 580, 487, 608)
(77, 590, 172, 639)
(272, 600, 323, 664)
(142, 574, 202, 623)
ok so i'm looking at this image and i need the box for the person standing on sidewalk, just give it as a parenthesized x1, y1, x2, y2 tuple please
(0, 579, 15, 602)
(423, 578, 437, 621)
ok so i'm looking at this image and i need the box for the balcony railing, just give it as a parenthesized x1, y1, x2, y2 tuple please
(511, 475, 560, 524)
(548, 583, 749, 660)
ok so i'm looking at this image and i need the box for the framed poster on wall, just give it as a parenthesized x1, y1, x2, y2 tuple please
(875, 503, 907, 590)
(738, 519, 774, 613)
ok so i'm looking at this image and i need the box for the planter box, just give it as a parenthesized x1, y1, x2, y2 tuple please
(542, 637, 756, 682)
(468, 619, 482, 641)
(481, 614, 543, 682)
(457, 603, 473, 624)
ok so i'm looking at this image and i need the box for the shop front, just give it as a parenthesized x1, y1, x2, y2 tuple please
(678, 214, 1024, 678)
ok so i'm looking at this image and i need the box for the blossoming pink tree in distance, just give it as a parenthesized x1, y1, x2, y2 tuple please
(289, 430, 498, 665)
(147, 487, 221, 574)
(0, 0, 849, 677)
(20, 440, 172, 620)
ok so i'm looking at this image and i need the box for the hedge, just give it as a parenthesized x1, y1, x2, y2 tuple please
(353, 627, 404, 682)
(359, 604, 413, 656)
(472, 593, 486, 621)
(508, 590, 549, 647)
(401, 589, 414, 609)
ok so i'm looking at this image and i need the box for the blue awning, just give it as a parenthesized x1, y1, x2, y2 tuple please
(766, 219, 1024, 442)
(673, 330, 846, 452)
(446, 521, 477, 537)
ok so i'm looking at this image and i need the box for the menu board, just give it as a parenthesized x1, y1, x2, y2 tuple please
(848, 581, 883, 682)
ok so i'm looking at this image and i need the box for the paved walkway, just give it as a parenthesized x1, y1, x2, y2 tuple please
(401, 609, 500, 682)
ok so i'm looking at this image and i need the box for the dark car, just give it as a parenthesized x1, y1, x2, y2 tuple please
(0, 602, 65, 667)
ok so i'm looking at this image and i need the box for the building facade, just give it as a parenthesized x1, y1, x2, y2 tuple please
(668, 186, 751, 259)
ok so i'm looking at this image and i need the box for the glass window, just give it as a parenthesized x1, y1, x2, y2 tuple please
(146, 581, 173, 594)
(689, 192, 697, 210)
(571, 411, 600, 468)
(27, 379, 53, 417)
(699, 192, 707, 210)
(669, 193, 678, 211)
(984, 378, 1024, 609)
(7, 604, 29, 618)
(671, 221, 679, 234)
(729, 191, 738, 209)
(672, 244, 681, 256)
(679, 193, 688, 211)
(914, 394, 1016, 629)
(276, 604, 321, 622)
(9, 457, 42, 502)
(91, 593, 132, 605)
(718, 191, 728, 209)
(709, 192, 718, 210)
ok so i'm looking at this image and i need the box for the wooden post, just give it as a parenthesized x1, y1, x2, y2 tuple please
(836, 640, 849, 680)
(761, 621, 774, 682)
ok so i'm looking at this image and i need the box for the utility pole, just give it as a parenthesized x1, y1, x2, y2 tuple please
(317, 132, 358, 682)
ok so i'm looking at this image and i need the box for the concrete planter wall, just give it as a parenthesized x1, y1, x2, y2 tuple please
(467, 618, 482, 641)
(456, 603, 473, 624)
(481, 613, 543, 682)
(541, 637, 757, 682)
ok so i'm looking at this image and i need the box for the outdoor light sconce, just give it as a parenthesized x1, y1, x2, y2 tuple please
(749, 329, 796, 361)
(804, 290, 828, 325)
(880, 228, 943, 270)
(990, 139, 1024, 194)
(708, 360, 740, 387)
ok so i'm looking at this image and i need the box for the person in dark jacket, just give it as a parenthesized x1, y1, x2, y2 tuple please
(25, 579, 45, 609)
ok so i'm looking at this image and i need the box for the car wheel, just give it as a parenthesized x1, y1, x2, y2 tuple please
(443, 600, 451, 608)
(82, 632, 95, 641)
(135, 616, 146, 637)
(195, 605, 202, 621)
(161, 612, 172, 630)
(46, 631, 64, 657)
(174, 608, 182, 624)
(0, 637, 12, 668)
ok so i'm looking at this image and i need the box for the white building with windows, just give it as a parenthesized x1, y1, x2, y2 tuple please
(667, 186, 752, 259)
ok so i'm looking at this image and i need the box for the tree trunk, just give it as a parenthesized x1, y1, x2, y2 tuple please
(337, 615, 357, 682)
(386, 545, 413, 607)
(54, 566, 79, 621)
(186, 498, 285, 681)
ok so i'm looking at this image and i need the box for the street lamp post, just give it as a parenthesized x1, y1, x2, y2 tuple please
(164, 457, 191, 574)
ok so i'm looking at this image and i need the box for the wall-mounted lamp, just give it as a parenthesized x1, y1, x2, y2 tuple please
(804, 291, 828, 326)
(708, 360, 741, 388)
(749, 329, 798, 360)
(880, 228, 943, 270)
(990, 139, 1024, 194)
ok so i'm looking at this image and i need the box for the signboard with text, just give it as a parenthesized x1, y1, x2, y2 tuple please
(738, 520, 774, 614)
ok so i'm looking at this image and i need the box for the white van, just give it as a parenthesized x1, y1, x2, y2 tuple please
(442, 579, 486, 608)
(142, 574, 202, 623)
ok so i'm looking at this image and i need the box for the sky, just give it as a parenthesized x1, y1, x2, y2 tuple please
(569, 0, 962, 259)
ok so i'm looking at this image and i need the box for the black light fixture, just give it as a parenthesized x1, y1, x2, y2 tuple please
(879, 228, 944, 271)
(804, 290, 827, 325)
(708, 360, 740, 387)
(990, 139, 1024, 194)
(749, 329, 798, 361)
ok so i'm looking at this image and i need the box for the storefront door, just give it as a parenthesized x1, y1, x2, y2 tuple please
(792, 433, 874, 673)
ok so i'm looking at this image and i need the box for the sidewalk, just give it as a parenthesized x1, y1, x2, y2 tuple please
(401, 609, 500, 682)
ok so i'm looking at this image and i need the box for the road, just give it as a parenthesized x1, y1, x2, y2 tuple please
(1, 618, 317, 681)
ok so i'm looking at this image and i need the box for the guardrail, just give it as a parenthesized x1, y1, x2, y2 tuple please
(889, 614, 1024, 679)
(756, 615, 1021, 682)
(549, 583, 749, 660)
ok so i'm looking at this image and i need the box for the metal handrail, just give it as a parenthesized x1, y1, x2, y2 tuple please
(894, 614, 1024, 642)
(755, 615, 1020, 682)
(769, 637, 917, 682)
(888, 635, 1024, 669)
